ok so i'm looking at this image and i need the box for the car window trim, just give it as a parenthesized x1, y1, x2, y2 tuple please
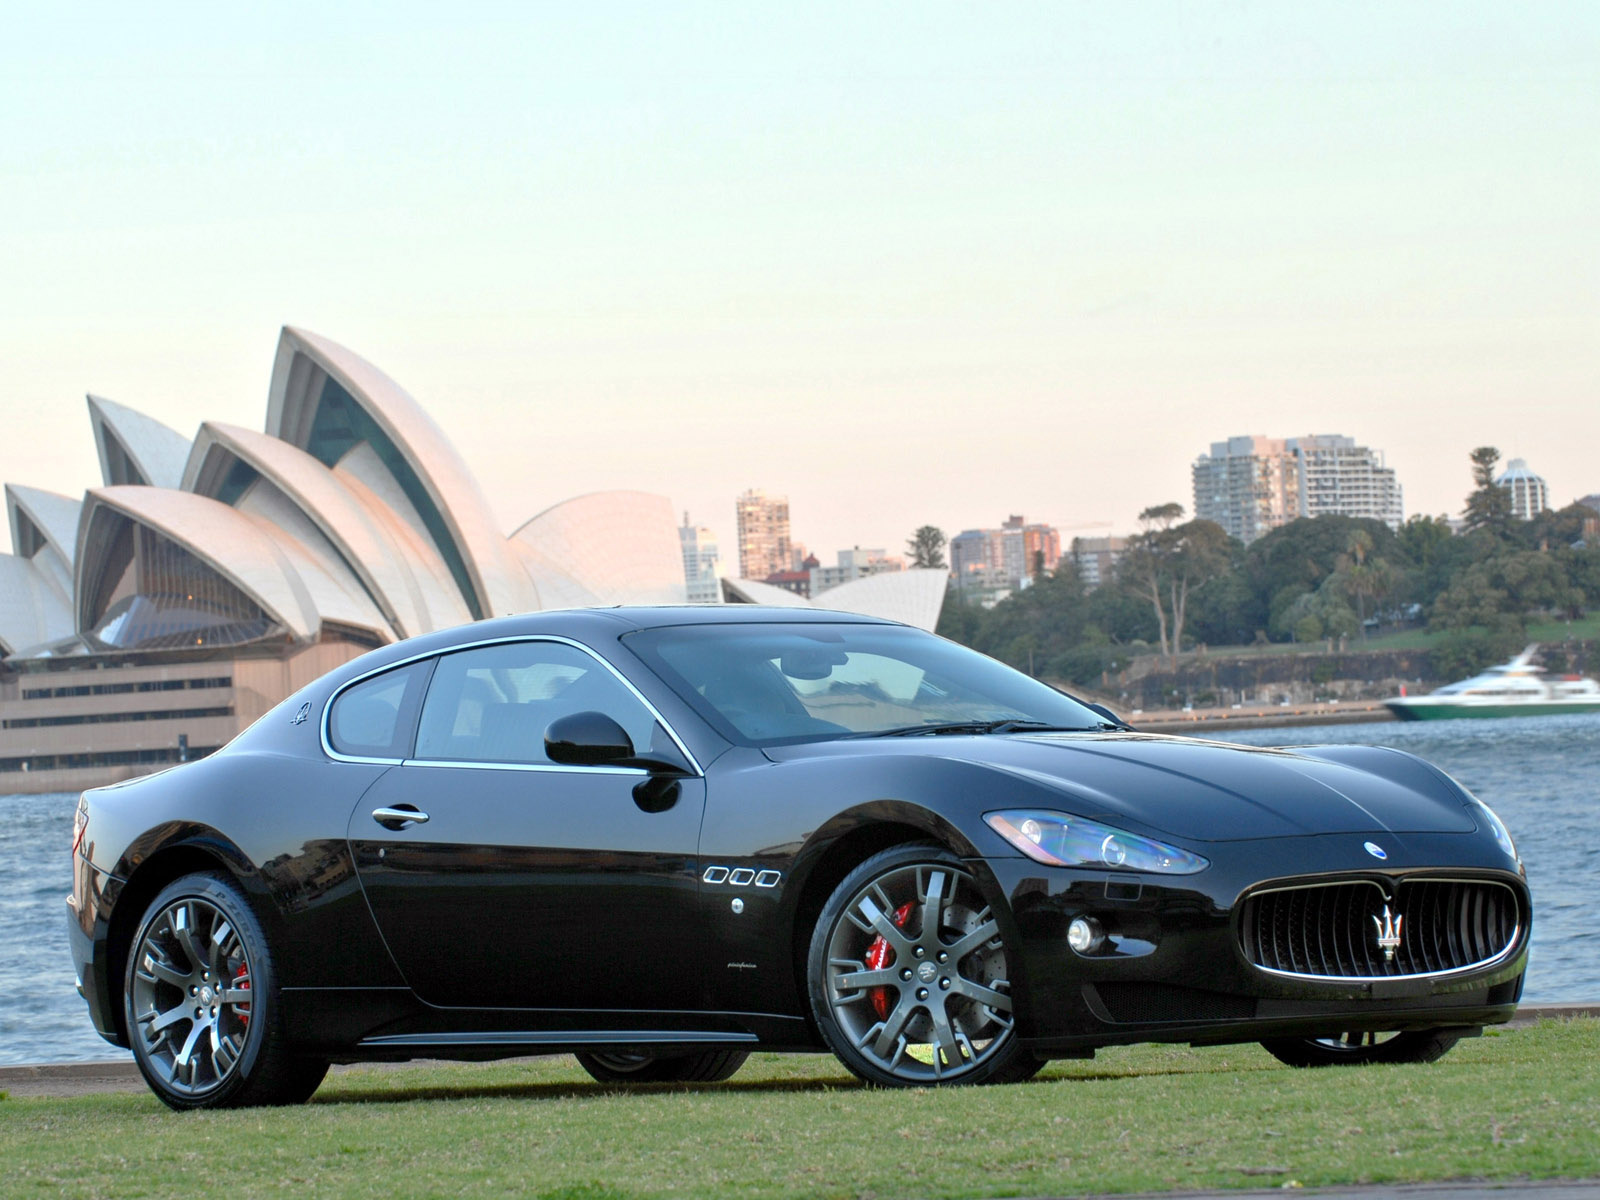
(321, 657, 436, 763)
(400, 758, 652, 777)
(321, 633, 704, 775)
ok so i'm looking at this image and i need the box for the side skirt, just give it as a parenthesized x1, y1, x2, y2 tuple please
(281, 988, 820, 1057)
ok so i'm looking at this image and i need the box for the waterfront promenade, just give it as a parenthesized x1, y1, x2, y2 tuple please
(1133, 699, 1394, 733)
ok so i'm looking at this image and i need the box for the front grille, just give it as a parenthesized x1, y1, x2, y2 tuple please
(1239, 878, 1520, 980)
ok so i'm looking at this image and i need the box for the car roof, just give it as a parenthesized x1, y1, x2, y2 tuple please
(596, 605, 896, 630)
(313, 605, 899, 691)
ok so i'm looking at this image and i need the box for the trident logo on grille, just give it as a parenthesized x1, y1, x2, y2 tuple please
(1372, 904, 1404, 962)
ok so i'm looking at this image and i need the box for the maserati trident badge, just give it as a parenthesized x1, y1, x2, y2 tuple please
(1372, 905, 1404, 962)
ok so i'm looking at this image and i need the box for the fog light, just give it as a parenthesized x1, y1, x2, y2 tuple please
(1067, 916, 1104, 954)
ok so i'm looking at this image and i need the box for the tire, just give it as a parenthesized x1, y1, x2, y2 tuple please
(574, 1048, 749, 1084)
(807, 842, 1043, 1087)
(1260, 1028, 1463, 1068)
(123, 871, 329, 1109)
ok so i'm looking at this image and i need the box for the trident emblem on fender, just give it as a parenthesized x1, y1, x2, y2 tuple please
(1372, 905, 1404, 962)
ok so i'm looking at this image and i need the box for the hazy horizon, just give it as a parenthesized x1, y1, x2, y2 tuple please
(3, 4, 1595, 560)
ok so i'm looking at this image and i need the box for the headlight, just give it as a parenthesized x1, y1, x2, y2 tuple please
(985, 809, 1209, 874)
(1445, 773, 1519, 865)
(1466, 793, 1519, 865)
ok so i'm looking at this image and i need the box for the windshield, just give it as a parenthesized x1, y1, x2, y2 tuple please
(624, 622, 1107, 746)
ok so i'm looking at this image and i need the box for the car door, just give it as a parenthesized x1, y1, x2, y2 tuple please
(345, 637, 707, 1013)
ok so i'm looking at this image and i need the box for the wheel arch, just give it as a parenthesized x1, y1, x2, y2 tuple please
(104, 835, 266, 1046)
(783, 801, 987, 1028)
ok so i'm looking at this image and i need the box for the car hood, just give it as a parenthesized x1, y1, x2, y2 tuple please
(765, 732, 1476, 841)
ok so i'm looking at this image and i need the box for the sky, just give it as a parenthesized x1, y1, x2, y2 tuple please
(2, 4, 1596, 561)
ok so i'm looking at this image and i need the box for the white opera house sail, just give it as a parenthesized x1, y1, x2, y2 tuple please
(0, 327, 946, 793)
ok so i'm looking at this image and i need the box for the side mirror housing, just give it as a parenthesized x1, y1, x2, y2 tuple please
(545, 711, 635, 766)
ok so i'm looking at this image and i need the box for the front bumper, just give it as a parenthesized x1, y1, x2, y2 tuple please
(973, 830, 1530, 1052)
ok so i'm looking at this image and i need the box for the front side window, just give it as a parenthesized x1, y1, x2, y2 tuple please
(414, 640, 663, 766)
(626, 623, 1105, 746)
(327, 661, 430, 759)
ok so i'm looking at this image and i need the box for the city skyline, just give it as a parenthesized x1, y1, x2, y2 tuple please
(3, 6, 1596, 558)
(4, 391, 1585, 569)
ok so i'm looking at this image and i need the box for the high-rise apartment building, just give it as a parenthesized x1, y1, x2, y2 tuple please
(1192, 436, 1299, 544)
(1005, 515, 1061, 581)
(1070, 535, 1127, 589)
(950, 515, 1061, 593)
(1292, 435, 1404, 527)
(678, 512, 721, 604)
(735, 489, 791, 581)
(1496, 459, 1550, 521)
(949, 529, 999, 580)
(810, 547, 905, 594)
(1193, 434, 1403, 544)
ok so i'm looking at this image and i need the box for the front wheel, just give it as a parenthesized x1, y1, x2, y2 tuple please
(807, 843, 1043, 1087)
(1260, 1028, 1462, 1068)
(574, 1048, 749, 1084)
(124, 871, 328, 1109)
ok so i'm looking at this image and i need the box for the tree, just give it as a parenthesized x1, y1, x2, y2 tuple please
(1462, 446, 1514, 536)
(907, 525, 947, 570)
(1119, 504, 1232, 667)
(1394, 514, 1464, 611)
(1429, 549, 1575, 634)
(1244, 515, 1398, 640)
(1329, 528, 1398, 638)
(954, 557, 1094, 678)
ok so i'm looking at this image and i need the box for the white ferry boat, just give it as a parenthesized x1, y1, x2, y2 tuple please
(1386, 645, 1600, 721)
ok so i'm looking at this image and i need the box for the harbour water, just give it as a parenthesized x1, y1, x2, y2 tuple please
(2, 713, 1595, 1065)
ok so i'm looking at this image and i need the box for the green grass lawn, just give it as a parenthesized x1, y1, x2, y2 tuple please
(3, 1019, 1596, 1199)
(1358, 615, 1600, 654)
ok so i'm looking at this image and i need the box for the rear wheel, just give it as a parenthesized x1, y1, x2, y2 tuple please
(124, 872, 328, 1109)
(574, 1048, 749, 1084)
(807, 843, 1043, 1087)
(1260, 1028, 1462, 1068)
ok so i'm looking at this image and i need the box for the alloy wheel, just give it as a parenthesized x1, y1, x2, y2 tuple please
(821, 860, 1014, 1082)
(1260, 1027, 1461, 1067)
(1309, 1031, 1400, 1053)
(129, 896, 256, 1097)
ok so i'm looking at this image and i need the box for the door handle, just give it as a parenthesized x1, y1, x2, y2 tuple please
(372, 806, 430, 829)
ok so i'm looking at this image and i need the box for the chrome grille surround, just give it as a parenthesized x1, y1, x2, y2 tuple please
(1238, 877, 1522, 983)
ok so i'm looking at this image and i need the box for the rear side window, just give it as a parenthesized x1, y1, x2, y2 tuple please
(327, 661, 430, 759)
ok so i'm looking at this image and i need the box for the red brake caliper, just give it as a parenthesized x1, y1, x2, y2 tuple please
(234, 964, 250, 1025)
(866, 902, 915, 1020)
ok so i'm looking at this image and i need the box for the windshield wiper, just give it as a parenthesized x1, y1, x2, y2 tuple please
(847, 719, 1110, 738)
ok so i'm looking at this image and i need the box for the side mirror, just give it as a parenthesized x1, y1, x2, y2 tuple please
(545, 711, 635, 766)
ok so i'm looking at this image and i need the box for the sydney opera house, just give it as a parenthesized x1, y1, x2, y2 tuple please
(0, 328, 946, 793)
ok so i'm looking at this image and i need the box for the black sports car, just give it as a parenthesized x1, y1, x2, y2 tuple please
(68, 607, 1530, 1109)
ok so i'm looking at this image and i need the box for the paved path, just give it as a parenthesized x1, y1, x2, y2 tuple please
(1135, 701, 1394, 733)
